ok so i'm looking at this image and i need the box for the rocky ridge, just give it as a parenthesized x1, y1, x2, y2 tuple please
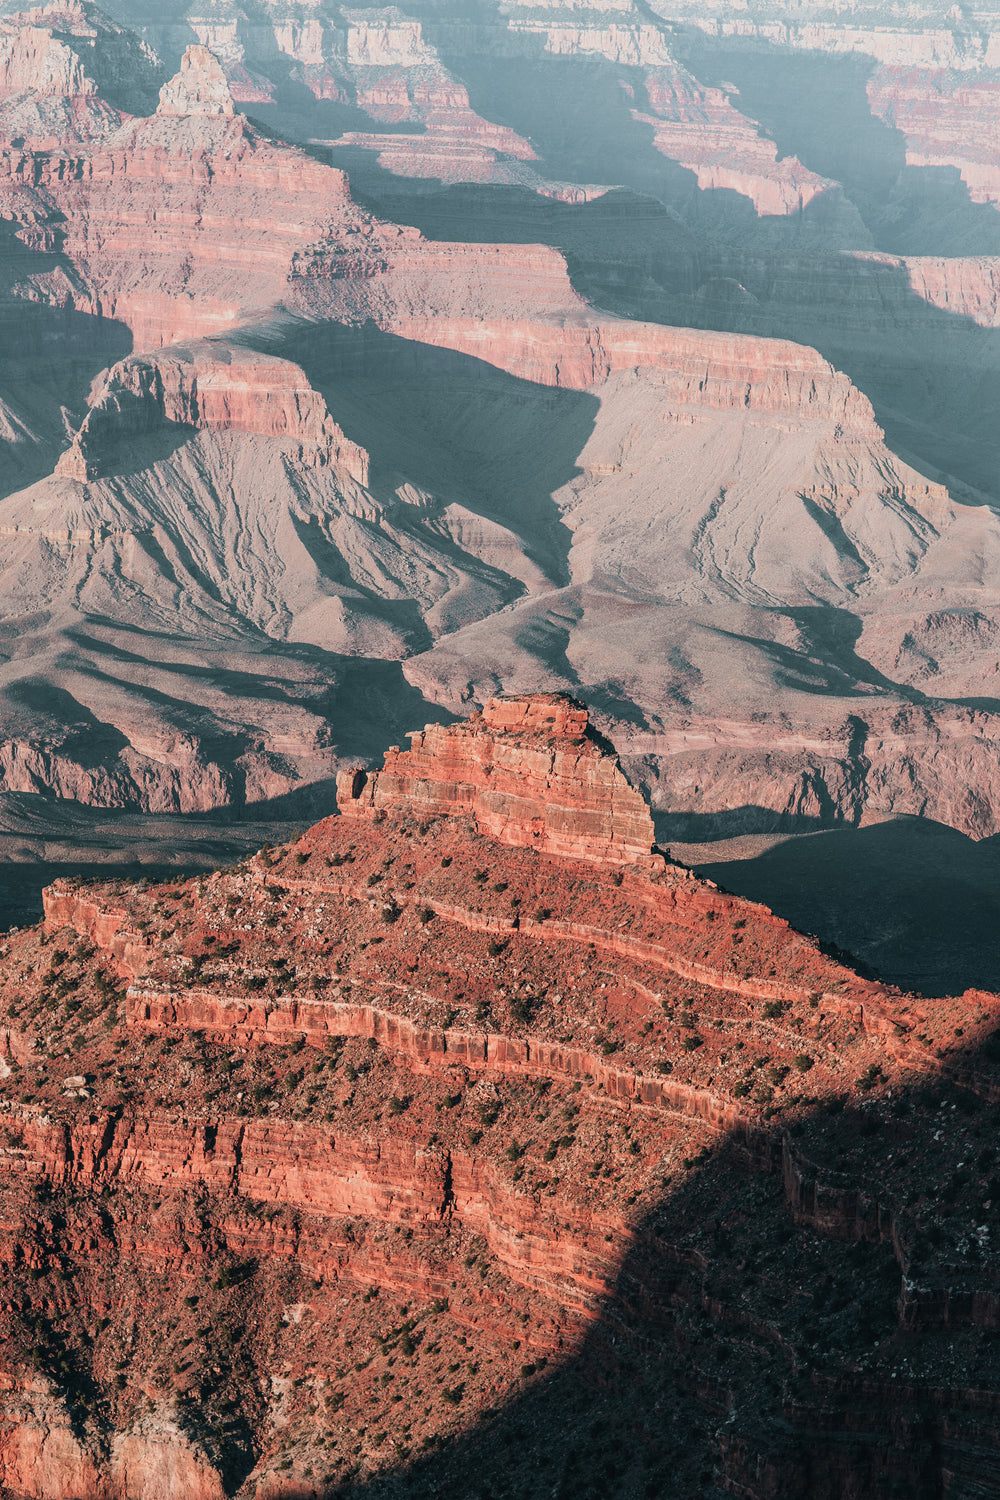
(0, 697, 1000, 1496)
(55, 345, 370, 483)
(336, 692, 659, 866)
(0, 1, 161, 142)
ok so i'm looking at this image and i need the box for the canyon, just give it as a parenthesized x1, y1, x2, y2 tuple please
(1, 695, 1000, 1498)
(1, 3, 1000, 1486)
(0, 0, 999, 899)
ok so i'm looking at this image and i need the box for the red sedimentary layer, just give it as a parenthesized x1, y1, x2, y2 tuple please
(868, 65, 1000, 206)
(3, 1101, 629, 1322)
(638, 70, 835, 217)
(3, 693, 1000, 1498)
(336, 692, 659, 866)
(389, 314, 882, 426)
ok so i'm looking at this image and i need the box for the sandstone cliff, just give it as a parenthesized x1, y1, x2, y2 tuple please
(157, 44, 234, 117)
(56, 344, 369, 484)
(1, 0, 1000, 867)
(0, 1, 161, 140)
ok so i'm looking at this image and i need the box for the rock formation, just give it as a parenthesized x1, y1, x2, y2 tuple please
(0, 698, 998, 1497)
(55, 344, 370, 483)
(337, 692, 658, 865)
(0, 1, 161, 141)
(1, 0, 1000, 911)
(156, 43, 235, 117)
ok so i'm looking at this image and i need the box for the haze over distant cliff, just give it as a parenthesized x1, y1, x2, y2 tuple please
(1, 0, 1000, 871)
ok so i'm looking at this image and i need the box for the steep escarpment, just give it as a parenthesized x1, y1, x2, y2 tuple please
(0, 697, 999, 1498)
(55, 344, 369, 483)
(866, 64, 1000, 211)
(2, 3, 1000, 864)
(388, 313, 883, 424)
(0, 0, 161, 142)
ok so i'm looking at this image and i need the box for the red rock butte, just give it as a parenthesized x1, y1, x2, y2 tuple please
(1, 689, 999, 1497)
(336, 692, 659, 867)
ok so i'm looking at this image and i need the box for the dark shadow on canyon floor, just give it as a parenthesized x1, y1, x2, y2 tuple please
(690, 816, 1000, 999)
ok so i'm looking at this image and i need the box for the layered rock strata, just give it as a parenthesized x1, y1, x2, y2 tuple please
(389, 314, 883, 423)
(3, 5, 1000, 859)
(867, 65, 1000, 209)
(0, 0, 160, 143)
(157, 43, 234, 117)
(55, 344, 369, 484)
(337, 693, 658, 866)
(0, 699, 996, 1495)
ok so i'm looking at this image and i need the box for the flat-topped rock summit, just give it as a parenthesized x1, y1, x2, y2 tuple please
(337, 692, 659, 867)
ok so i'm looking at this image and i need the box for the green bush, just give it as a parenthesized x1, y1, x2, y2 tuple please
(510, 995, 532, 1024)
(856, 1064, 882, 1092)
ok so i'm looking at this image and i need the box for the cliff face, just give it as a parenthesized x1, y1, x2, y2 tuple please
(867, 65, 1000, 208)
(55, 345, 370, 484)
(0, 1, 161, 141)
(638, 70, 836, 217)
(389, 314, 883, 429)
(0, 22, 96, 96)
(3, 0, 1000, 861)
(0, 697, 999, 1497)
(157, 43, 234, 117)
(337, 692, 659, 866)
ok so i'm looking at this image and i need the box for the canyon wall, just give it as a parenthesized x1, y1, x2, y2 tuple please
(0, 696, 996, 1495)
(56, 346, 370, 483)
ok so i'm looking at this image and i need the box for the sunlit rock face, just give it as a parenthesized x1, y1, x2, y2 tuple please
(156, 42, 235, 117)
(0, 697, 996, 1496)
(337, 691, 659, 865)
(3, 0, 1000, 1492)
